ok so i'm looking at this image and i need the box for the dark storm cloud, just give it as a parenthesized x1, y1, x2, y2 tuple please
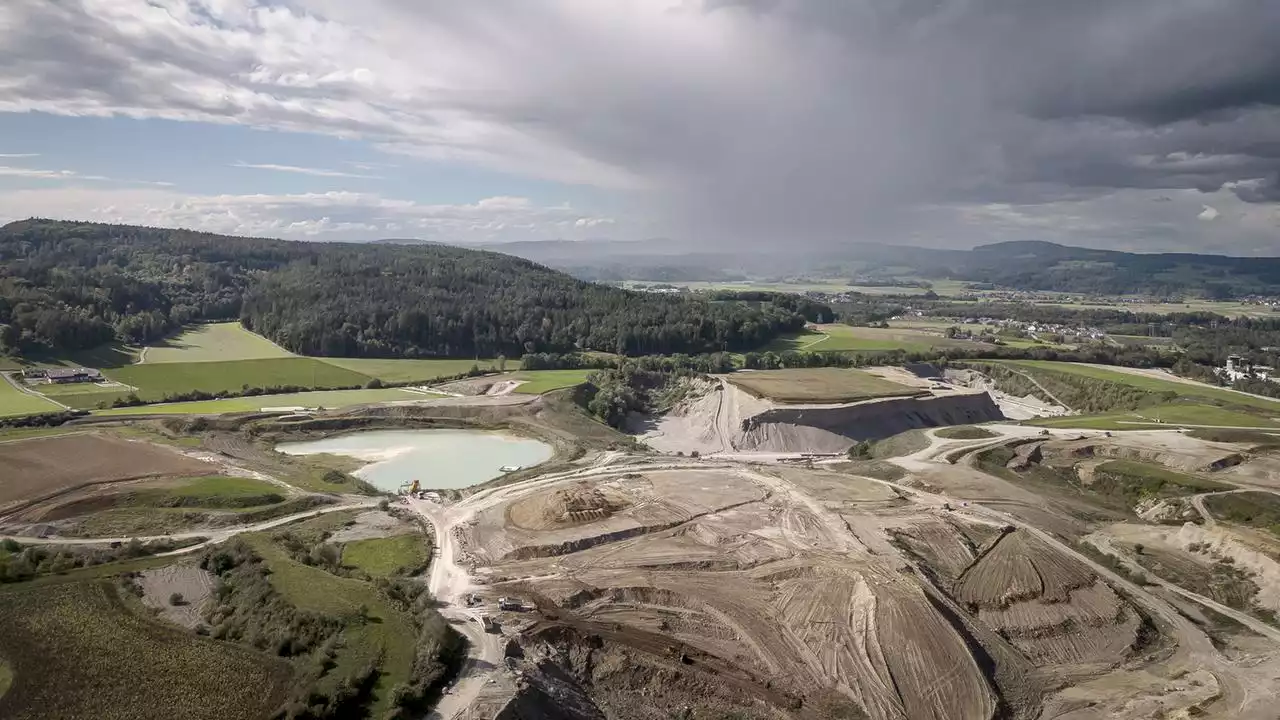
(1, 0, 1277, 249)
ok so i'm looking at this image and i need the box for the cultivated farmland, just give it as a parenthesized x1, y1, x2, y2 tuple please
(725, 367, 924, 403)
(93, 387, 430, 416)
(768, 323, 994, 354)
(0, 581, 290, 720)
(141, 323, 296, 364)
(511, 369, 594, 394)
(318, 357, 508, 383)
(0, 377, 62, 417)
(0, 433, 221, 512)
(106, 357, 373, 402)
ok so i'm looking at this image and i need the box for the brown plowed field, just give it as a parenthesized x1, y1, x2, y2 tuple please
(0, 434, 221, 512)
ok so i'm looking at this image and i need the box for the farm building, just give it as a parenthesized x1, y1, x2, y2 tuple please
(44, 368, 102, 384)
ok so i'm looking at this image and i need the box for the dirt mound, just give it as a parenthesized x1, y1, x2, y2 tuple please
(737, 392, 1004, 453)
(951, 530, 1141, 667)
(507, 483, 630, 530)
(1042, 437, 1243, 474)
(955, 530, 1094, 608)
(637, 381, 1003, 455)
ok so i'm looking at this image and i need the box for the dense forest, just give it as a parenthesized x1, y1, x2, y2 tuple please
(0, 220, 813, 358)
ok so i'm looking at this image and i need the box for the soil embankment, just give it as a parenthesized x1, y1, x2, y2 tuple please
(738, 392, 1004, 453)
(640, 381, 1004, 455)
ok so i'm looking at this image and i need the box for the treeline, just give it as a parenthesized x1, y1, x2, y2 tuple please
(0, 537, 202, 583)
(962, 362, 1175, 413)
(0, 220, 806, 358)
(702, 290, 835, 323)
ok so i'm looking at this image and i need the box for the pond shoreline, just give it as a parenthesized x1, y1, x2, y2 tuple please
(276, 428, 554, 492)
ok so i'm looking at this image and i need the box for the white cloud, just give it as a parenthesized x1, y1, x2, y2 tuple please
(0, 164, 172, 186)
(232, 161, 381, 179)
(0, 153, 39, 158)
(0, 187, 615, 241)
(1198, 205, 1220, 221)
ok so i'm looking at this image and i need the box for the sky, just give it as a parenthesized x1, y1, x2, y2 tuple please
(0, 0, 1278, 254)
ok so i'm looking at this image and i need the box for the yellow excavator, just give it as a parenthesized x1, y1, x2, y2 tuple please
(409, 479, 420, 495)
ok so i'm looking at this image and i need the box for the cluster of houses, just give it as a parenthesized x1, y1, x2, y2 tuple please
(20, 367, 103, 384)
(1221, 355, 1277, 384)
(948, 317, 1107, 343)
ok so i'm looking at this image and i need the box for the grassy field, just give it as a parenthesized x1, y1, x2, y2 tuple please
(1204, 492, 1280, 537)
(93, 387, 428, 416)
(1039, 299, 1278, 319)
(109, 358, 372, 400)
(627, 278, 965, 296)
(1186, 428, 1280, 444)
(318, 357, 509, 383)
(342, 534, 430, 577)
(0, 377, 63, 417)
(27, 358, 377, 410)
(243, 535, 415, 717)
(142, 323, 295, 364)
(0, 581, 289, 720)
(766, 324, 990, 354)
(511, 369, 595, 394)
(935, 426, 998, 440)
(998, 361, 1280, 412)
(138, 476, 286, 509)
(1093, 460, 1228, 501)
(726, 368, 923, 403)
(1029, 404, 1280, 431)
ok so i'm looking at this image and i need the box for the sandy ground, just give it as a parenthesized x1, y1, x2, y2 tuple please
(138, 563, 216, 629)
(327, 509, 415, 542)
(1093, 520, 1280, 617)
(945, 368, 1070, 419)
(389, 420, 1280, 720)
(13, 398, 1280, 718)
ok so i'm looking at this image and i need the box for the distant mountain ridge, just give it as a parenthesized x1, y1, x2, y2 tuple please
(440, 237, 1280, 297)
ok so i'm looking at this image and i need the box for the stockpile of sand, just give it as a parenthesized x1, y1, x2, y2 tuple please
(737, 392, 1004, 453)
(954, 531, 1140, 667)
(638, 379, 1004, 456)
(507, 482, 630, 531)
(774, 566, 998, 720)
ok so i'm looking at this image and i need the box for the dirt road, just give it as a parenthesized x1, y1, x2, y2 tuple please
(0, 499, 382, 553)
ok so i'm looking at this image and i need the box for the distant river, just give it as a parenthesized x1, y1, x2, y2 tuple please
(275, 429, 554, 491)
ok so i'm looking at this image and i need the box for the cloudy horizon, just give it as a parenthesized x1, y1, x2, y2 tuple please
(1, 0, 1278, 254)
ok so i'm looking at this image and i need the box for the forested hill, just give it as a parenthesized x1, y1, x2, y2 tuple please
(0, 219, 811, 358)
(488, 239, 1280, 297)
